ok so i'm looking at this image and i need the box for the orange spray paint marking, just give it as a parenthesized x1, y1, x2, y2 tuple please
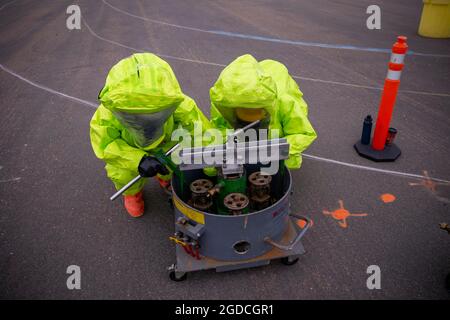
(409, 170, 448, 193)
(409, 170, 450, 204)
(380, 193, 396, 203)
(323, 200, 367, 228)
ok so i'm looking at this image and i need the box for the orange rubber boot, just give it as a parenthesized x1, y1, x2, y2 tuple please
(123, 191, 144, 217)
(156, 176, 172, 195)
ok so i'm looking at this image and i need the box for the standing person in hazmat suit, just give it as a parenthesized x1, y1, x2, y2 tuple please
(90, 53, 210, 217)
(209, 54, 317, 170)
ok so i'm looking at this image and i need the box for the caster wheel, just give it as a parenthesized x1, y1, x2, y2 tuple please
(281, 257, 299, 266)
(169, 270, 187, 282)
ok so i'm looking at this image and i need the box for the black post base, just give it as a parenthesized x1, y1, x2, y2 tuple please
(354, 141, 401, 162)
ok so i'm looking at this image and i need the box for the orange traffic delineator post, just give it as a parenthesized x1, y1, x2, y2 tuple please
(354, 36, 408, 162)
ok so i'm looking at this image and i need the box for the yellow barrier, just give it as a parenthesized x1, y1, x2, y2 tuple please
(418, 0, 450, 38)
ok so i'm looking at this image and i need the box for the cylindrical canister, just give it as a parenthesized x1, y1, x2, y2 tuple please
(223, 193, 249, 215)
(216, 170, 247, 215)
(248, 171, 272, 210)
(189, 179, 214, 212)
(385, 128, 398, 146)
(361, 115, 373, 145)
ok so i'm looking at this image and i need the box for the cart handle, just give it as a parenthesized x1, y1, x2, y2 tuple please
(264, 213, 311, 251)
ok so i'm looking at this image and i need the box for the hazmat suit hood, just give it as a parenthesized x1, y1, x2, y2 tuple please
(209, 54, 317, 169)
(209, 54, 277, 128)
(98, 53, 184, 148)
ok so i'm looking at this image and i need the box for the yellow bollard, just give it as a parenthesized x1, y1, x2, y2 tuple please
(418, 0, 450, 38)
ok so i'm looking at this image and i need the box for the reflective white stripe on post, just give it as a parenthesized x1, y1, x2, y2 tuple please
(386, 69, 402, 80)
(390, 53, 405, 64)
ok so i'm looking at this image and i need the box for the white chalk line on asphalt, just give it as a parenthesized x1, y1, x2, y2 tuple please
(1, 60, 449, 185)
(302, 154, 450, 184)
(102, 0, 450, 58)
(0, 1, 448, 185)
(0, 177, 21, 183)
(0, 0, 16, 10)
(82, 20, 226, 68)
(294, 77, 450, 98)
(0, 63, 98, 109)
(0, 163, 21, 184)
(83, 19, 450, 98)
(2, 0, 449, 98)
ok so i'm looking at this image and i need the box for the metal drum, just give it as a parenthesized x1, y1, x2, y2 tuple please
(171, 166, 292, 261)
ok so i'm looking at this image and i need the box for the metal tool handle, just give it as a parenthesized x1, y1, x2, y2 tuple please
(264, 213, 311, 251)
(227, 120, 260, 142)
(109, 143, 180, 201)
(109, 175, 142, 201)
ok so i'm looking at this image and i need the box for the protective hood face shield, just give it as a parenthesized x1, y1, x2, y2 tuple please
(113, 106, 176, 148)
(215, 105, 271, 130)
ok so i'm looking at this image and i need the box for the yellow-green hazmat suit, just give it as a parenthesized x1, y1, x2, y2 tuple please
(90, 53, 210, 195)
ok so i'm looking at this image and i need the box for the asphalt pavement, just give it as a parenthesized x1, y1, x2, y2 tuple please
(0, 0, 449, 299)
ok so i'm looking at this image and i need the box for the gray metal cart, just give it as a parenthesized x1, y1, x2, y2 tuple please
(167, 139, 311, 281)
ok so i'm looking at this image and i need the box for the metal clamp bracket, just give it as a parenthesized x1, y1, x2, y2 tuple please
(175, 217, 205, 240)
(179, 138, 290, 171)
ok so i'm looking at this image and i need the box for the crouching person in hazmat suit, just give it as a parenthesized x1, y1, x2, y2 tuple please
(209, 54, 317, 170)
(90, 53, 210, 217)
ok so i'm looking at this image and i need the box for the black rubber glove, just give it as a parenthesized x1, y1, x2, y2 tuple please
(138, 156, 169, 178)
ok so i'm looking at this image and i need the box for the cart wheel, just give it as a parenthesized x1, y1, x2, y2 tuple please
(281, 257, 299, 266)
(169, 270, 187, 282)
